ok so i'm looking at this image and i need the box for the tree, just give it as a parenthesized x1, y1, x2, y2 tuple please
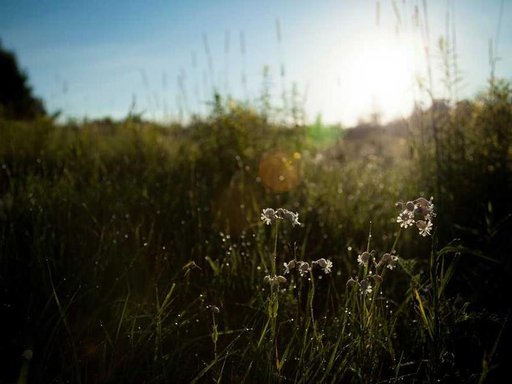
(0, 40, 46, 119)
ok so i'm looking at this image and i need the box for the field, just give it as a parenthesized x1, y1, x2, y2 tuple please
(0, 78, 511, 383)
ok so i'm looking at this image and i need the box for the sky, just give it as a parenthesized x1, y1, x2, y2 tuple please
(0, 0, 510, 126)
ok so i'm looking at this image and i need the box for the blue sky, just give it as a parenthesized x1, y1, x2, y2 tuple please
(1, 0, 510, 125)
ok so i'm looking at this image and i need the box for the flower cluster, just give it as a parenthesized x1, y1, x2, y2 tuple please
(263, 274, 288, 287)
(283, 258, 333, 276)
(395, 197, 435, 237)
(346, 277, 373, 294)
(348, 250, 399, 294)
(261, 208, 302, 226)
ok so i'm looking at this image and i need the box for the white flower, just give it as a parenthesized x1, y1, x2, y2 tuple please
(414, 197, 436, 219)
(359, 279, 372, 295)
(386, 255, 399, 270)
(298, 261, 310, 277)
(397, 209, 415, 228)
(377, 252, 392, 268)
(283, 260, 296, 274)
(416, 219, 433, 237)
(277, 208, 302, 226)
(261, 208, 302, 226)
(357, 251, 370, 266)
(322, 259, 333, 274)
(261, 208, 278, 225)
(313, 258, 333, 274)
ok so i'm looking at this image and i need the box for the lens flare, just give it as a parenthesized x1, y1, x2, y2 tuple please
(258, 150, 301, 192)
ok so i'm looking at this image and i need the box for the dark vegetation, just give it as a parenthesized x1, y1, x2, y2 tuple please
(0, 42, 46, 120)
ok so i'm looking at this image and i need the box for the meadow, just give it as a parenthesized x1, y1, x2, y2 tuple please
(0, 79, 511, 383)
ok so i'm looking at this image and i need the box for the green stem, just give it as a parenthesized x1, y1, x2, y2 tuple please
(366, 221, 373, 252)
(308, 269, 318, 339)
(366, 228, 402, 328)
(390, 228, 402, 254)
(272, 220, 279, 276)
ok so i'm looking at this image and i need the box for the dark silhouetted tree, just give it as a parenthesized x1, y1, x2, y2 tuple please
(0, 40, 46, 119)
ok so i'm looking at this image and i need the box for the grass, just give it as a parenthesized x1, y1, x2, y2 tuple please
(0, 81, 511, 383)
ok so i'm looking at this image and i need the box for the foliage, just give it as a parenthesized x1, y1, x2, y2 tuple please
(0, 41, 46, 120)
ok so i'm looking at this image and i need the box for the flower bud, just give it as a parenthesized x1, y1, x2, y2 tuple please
(372, 274, 384, 284)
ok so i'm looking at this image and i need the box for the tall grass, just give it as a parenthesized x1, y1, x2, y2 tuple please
(1, 77, 510, 382)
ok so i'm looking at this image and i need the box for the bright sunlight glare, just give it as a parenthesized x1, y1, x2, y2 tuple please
(315, 32, 423, 125)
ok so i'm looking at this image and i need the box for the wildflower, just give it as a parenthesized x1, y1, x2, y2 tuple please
(396, 196, 435, 235)
(416, 219, 433, 237)
(283, 260, 296, 274)
(406, 201, 415, 211)
(207, 305, 220, 314)
(313, 258, 333, 274)
(415, 197, 436, 219)
(359, 279, 372, 295)
(298, 261, 310, 277)
(357, 251, 370, 266)
(415, 197, 433, 210)
(264, 275, 288, 286)
(377, 252, 392, 268)
(261, 208, 278, 225)
(277, 208, 302, 226)
(397, 209, 414, 228)
(386, 255, 399, 270)
(261, 208, 302, 226)
(346, 277, 359, 288)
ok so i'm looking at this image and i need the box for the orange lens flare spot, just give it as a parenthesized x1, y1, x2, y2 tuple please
(258, 150, 301, 193)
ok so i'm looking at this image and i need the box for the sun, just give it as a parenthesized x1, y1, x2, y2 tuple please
(317, 32, 423, 125)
